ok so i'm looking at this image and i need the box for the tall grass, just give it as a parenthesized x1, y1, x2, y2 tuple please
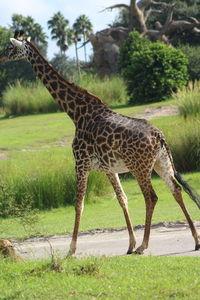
(170, 120, 200, 172)
(2, 75, 128, 116)
(0, 149, 110, 210)
(175, 81, 200, 118)
(152, 115, 200, 173)
(78, 74, 128, 106)
(3, 81, 59, 116)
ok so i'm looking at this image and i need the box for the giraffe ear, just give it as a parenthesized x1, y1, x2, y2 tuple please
(10, 38, 23, 48)
(27, 37, 31, 42)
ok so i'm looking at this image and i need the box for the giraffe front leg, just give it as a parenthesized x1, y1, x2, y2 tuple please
(106, 173, 136, 254)
(67, 169, 89, 257)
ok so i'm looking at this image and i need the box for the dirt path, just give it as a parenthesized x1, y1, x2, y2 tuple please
(133, 104, 179, 120)
(15, 222, 200, 260)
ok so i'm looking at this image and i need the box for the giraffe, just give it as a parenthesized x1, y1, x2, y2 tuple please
(0, 30, 199, 256)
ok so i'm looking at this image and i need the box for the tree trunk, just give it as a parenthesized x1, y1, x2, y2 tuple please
(74, 41, 81, 78)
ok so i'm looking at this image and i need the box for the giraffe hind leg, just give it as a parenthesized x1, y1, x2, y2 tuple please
(134, 176, 158, 254)
(154, 154, 200, 250)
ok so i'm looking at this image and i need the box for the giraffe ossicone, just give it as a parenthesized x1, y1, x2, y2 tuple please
(0, 31, 199, 256)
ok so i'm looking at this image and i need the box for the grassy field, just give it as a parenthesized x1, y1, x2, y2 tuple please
(1, 256, 200, 300)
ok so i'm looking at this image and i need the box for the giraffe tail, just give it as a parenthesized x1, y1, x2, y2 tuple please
(174, 172, 200, 209)
(160, 136, 200, 209)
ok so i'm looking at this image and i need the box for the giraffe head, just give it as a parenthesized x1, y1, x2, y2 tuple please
(0, 30, 30, 64)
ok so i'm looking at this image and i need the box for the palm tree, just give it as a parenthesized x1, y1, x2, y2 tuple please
(70, 26, 82, 76)
(47, 12, 72, 54)
(73, 15, 93, 62)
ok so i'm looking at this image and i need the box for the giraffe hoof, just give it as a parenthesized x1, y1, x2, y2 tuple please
(126, 250, 134, 255)
(195, 244, 200, 251)
(134, 246, 144, 255)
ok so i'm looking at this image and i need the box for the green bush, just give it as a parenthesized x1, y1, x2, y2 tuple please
(3, 81, 59, 116)
(118, 31, 150, 72)
(119, 32, 188, 104)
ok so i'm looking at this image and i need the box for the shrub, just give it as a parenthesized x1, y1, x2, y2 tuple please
(118, 31, 150, 72)
(3, 81, 59, 116)
(119, 32, 188, 104)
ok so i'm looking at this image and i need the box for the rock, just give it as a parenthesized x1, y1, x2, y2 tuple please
(0, 239, 23, 261)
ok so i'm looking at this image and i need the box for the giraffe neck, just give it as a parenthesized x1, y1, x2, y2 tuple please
(26, 42, 105, 125)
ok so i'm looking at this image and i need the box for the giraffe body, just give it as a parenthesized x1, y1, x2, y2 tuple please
(0, 31, 199, 256)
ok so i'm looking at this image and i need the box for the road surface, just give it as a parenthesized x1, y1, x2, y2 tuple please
(14, 222, 200, 260)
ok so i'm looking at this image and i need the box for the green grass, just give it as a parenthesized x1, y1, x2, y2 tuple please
(0, 256, 200, 300)
(0, 112, 75, 150)
(0, 99, 174, 150)
(1, 172, 199, 240)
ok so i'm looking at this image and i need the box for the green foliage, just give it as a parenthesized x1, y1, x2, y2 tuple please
(120, 34, 188, 104)
(178, 45, 200, 82)
(118, 31, 150, 72)
(2, 81, 59, 116)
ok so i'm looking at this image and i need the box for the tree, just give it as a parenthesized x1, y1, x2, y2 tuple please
(73, 15, 93, 62)
(11, 14, 47, 56)
(103, 0, 200, 44)
(89, 0, 200, 75)
(47, 12, 72, 54)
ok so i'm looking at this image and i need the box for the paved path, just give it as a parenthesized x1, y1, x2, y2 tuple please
(15, 222, 200, 260)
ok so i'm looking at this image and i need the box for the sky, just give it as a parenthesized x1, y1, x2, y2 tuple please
(0, 0, 130, 61)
